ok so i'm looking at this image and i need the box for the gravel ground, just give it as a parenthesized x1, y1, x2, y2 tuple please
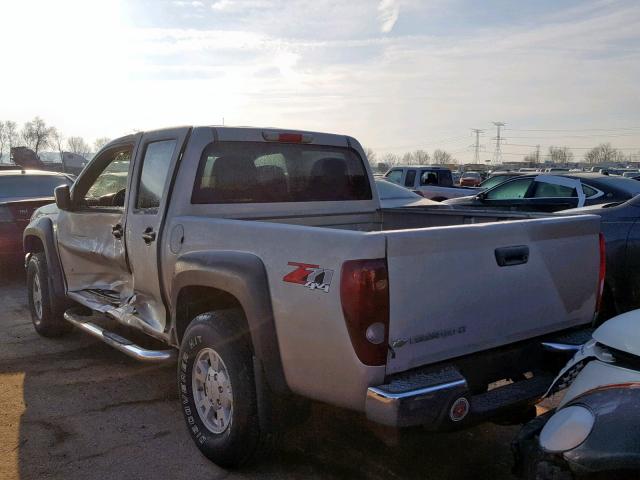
(0, 264, 522, 480)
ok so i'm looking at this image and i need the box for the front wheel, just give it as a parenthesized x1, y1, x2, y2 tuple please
(27, 253, 71, 337)
(178, 310, 261, 468)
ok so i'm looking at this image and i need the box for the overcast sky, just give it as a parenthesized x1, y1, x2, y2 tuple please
(1, 0, 639, 162)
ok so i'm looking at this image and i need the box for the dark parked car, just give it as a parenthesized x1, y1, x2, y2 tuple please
(478, 171, 523, 190)
(0, 170, 74, 260)
(559, 196, 640, 322)
(443, 173, 640, 213)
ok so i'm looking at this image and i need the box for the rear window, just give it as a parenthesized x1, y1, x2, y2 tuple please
(0, 175, 73, 199)
(192, 142, 372, 204)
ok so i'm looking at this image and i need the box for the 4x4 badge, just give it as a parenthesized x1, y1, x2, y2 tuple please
(283, 262, 334, 293)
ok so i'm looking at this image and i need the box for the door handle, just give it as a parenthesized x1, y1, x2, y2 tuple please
(112, 224, 123, 239)
(142, 227, 156, 244)
(495, 245, 529, 267)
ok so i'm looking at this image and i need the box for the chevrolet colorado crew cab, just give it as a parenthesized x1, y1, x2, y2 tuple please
(24, 126, 604, 467)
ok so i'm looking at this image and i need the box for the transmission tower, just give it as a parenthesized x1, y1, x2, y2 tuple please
(492, 122, 506, 165)
(471, 129, 484, 164)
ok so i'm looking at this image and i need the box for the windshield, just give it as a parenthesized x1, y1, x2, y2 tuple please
(0, 175, 73, 200)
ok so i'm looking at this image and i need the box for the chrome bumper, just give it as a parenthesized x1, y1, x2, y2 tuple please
(366, 368, 468, 428)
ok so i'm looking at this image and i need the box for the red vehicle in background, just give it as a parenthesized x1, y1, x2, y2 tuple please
(459, 171, 482, 187)
(0, 169, 74, 261)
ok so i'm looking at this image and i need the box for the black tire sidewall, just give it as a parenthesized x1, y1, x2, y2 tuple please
(27, 253, 54, 335)
(179, 311, 259, 468)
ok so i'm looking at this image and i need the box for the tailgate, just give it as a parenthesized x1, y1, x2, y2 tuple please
(385, 215, 600, 374)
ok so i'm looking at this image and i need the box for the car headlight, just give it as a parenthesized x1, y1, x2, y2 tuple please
(540, 405, 595, 453)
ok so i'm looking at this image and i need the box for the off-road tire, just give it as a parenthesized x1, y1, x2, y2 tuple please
(27, 252, 72, 337)
(178, 309, 261, 468)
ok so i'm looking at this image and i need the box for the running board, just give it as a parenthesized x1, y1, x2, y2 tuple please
(64, 308, 176, 363)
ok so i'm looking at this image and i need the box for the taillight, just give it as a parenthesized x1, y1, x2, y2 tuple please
(340, 258, 389, 366)
(595, 233, 606, 314)
(262, 131, 313, 143)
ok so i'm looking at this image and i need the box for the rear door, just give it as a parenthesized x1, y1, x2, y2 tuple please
(384, 215, 601, 374)
(125, 128, 190, 331)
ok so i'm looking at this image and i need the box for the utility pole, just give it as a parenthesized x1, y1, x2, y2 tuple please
(492, 122, 506, 166)
(471, 129, 484, 165)
(535, 144, 540, 165)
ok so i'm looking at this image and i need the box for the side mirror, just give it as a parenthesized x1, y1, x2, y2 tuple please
(55, 185, 72, 211)
(476, 191, 487, 201)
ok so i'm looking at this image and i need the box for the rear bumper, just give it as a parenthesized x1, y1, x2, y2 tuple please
(366, 366, 551, 429)
(366, 327, 594, 429)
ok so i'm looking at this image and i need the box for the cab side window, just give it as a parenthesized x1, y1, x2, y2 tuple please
(136, 140, 177, 210)
(420, 171, 438, 186)
(82, 148, 132, 208)
(404, 170, 416, 187)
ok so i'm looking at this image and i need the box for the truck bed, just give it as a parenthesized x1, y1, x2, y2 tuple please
(254, 207, 600, 375)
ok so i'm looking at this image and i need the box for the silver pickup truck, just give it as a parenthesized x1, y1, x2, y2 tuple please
(23, 126, 604, 468)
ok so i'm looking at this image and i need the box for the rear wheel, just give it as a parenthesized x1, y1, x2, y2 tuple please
(178, 310, 262, 468)
(27, 252, 71, 337)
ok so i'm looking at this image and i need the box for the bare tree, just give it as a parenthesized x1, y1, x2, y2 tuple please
(548, 146, 574, 164)
(402, 149, 429, 165)
(94, 137, 111, 152)
(584, 143, 624, 164)
(21, 117, 53, 155)
(5, 121, 19, 147)
(381, 152, 399, 166)
(432, 149, 453, 165)
(0, 122, 6, 162)
(523, 151, 538, 164)
(364, 147, 377, 166)
(66, 136, 91, 158)
(50, 127, 65, 163)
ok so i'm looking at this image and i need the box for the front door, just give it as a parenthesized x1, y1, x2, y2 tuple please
(125, 128, 190, 332)
(57, 139, 139, 299)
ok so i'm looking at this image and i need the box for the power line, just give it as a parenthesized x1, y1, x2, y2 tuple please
(506, 127, 640, 132)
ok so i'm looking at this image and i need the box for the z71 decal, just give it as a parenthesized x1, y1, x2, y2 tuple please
(283, 262, 334, 293)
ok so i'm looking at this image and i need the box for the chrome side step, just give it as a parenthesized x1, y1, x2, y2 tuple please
(64, 308, 176, 363)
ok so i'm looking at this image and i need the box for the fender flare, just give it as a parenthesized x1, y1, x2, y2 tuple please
(23, 216, 66, 299)
(171, 251, 288, 393)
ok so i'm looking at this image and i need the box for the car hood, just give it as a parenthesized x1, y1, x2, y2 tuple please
(442, 195, 476, 205)
(593, 309, 640, 357)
